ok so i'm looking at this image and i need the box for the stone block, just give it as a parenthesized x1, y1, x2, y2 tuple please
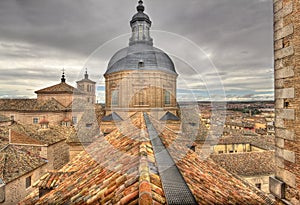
(276, 88, 294, 99)
(283, 150, 295, 163)
(276, 137, 285, 148)
(275, 79, 284, 88)
(269, 176, 285, 199)
(274, 0, 283, 13)
(276, 168, 296, 188)
(275, 147, 284, 158)
(274, 2, 293, 22)
(274, 19, 283, 31)
(274, 24, 294, 40)
(276, 128, 294, 140)
(274, 39, 283, 50)
(275, 46, 294, 60)
(275, 119, 285, 128)
(275, 59, 283, 70)
(275, 66, 294, 79)
(275, 157, 285, 168)
(276, 109, 295, 120)
(275, 99, 284, 109)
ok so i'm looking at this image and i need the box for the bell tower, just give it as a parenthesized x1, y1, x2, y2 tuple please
(76, 69, 96, 104)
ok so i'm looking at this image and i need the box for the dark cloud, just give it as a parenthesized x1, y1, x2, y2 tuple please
(0, 0, 274, 101)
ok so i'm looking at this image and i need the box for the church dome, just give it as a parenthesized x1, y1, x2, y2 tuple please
(105, 43, 177, 75)
(104, 1, 177, 76)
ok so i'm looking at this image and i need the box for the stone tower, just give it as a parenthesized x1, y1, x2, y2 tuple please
(270, 0, 300, 204)
(76, 70, 96, 104)
(103, 0, 178, 117)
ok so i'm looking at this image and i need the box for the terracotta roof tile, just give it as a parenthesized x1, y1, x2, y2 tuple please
(149, 116, 275, 205)
(0, 122, 74, 146)
(20, 112, 275, 205)
(0, 98, 68, 111)
(0, 145, 47, 183)
(20, 113, 165, 205)
(35, 82, 82, 94)
(10, 130, 45, 145)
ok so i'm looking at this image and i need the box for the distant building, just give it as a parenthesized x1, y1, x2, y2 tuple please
(0, 71, 96, 126)
(211, 135, 275, 194)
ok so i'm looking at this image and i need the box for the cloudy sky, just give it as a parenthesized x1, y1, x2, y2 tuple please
(0, 0, 274, 102)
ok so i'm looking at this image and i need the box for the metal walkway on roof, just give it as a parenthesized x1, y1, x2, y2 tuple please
(143, 113, 197, 205)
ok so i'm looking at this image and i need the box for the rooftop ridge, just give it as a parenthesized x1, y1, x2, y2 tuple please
(138, 142, 153, 204)
(143, 113, 198, 204)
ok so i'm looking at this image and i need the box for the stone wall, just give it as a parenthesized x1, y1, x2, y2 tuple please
(1, 164, 47, 205)
(0, 111, 69, 126)
(272, 0, 300, 203)
(105, 70, 177, 112)
(242, 175, 273, 194)
(46, 141, 69, 170)
(37, 93, 73, 107)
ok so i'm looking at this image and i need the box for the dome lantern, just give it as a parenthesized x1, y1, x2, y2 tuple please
(129, 0, 153, 46)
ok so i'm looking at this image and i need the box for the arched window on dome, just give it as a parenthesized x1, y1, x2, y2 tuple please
(112, 90, 119, 106)
(164, 90, 171, 105)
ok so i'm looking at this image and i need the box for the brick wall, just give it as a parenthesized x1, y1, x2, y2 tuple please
(272, 0, 300, 204)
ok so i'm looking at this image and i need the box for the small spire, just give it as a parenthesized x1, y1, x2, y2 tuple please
(61, 68, 66, 83)
(84, 68, 89, 79)
(137, 0, 144, 13)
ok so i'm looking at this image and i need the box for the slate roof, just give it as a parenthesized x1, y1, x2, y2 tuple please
(20, 112, 275, 205)
(0, 98, 68, 112)
(159, 111, 180, 121)
(105, 44, 177, 75)
(0, 145, 47, 183)
(102, 112, 123, 122)
(35, 82, 83, 95)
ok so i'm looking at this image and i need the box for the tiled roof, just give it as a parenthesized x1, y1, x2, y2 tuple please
(0, 145, 47, 183)
(0, 123, 74, 146)
(35, 82, 83, 95)
(33, 171, 74, 189)
(20, 112, 275, 205)
(10, 130, 45, 146)
(211, 151, 275, 176)
(149, 115, 275, 205)
(0, 98, 68, 111)
(20, 112, 166, 205)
